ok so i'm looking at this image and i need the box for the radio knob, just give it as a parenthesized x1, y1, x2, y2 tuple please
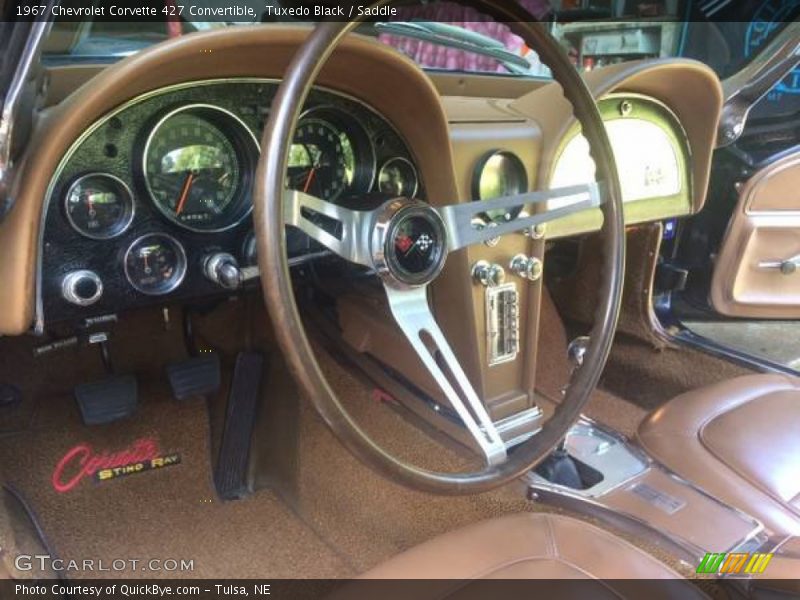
(62, 270, 103, 306)
(472, 261, 506, 287)
(510, 254, 543, 282)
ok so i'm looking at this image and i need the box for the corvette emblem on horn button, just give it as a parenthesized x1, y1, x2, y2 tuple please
(382, 203, 448, 287)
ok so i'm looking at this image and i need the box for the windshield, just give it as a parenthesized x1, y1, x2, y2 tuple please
(40, 1, 799, 116)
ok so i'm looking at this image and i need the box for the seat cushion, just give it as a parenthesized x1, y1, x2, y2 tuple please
(344, 513, 706, 599)
(638, 373, 800, 536)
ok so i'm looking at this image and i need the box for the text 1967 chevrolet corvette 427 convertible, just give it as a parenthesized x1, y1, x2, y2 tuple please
(0, 1, 799, 598)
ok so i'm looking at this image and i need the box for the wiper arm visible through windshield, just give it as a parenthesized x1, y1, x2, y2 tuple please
(374, 21, 533, 75)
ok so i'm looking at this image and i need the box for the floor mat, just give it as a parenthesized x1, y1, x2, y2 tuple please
(0, 379, 352, 579)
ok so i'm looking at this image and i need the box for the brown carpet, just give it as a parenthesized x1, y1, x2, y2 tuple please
(601, 334, 753, 411)
(258, 348, 547, 574)
(0, 378, 352, 579)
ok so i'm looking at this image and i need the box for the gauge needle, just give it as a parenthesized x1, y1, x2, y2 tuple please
(175, 172, 195, 216)
(302, 166, 317, 193)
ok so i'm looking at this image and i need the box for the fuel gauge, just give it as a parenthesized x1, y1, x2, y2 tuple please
(65, 174, 135, 239)
(124, 233, 187, 295)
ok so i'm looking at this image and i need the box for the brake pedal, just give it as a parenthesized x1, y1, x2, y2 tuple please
(214, 352, 264, 500)
(166, 353, 221, 400)
(74, 375, 138, 425)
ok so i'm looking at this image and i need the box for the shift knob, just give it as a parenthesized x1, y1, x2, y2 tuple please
(567, 336, 591, 368)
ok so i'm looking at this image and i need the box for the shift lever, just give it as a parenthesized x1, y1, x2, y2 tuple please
(535, 336, 592, 488)
(557, 336, 591, 452)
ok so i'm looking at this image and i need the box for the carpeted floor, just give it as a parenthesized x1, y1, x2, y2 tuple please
(0, 291, 726, 581)
(0, 377, 353, 579)
(600, 333, 753, 411)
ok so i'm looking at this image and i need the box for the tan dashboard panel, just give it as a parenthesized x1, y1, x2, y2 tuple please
(0, 26, 459, 335)
(711, 151, 800, 318)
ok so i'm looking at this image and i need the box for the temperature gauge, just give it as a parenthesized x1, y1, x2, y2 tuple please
(124, 233, 187, 296)
(65, 174, 135, 239)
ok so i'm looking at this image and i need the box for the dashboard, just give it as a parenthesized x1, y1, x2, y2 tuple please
(40, 80, 421, 325)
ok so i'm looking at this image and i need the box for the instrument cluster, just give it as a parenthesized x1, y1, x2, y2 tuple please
(40, 80, 422, 326)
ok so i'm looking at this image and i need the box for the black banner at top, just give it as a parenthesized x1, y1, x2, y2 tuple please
(5, 0, 800, 23)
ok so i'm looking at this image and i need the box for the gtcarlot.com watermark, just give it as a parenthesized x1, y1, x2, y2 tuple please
(15, 554, 195, 573)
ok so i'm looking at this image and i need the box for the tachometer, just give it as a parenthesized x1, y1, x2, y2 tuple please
(143, 105, 258, 232)
(287, 108, 375, 203)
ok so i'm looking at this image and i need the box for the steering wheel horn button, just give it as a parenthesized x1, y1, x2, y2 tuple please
(378, 201, 448, 287)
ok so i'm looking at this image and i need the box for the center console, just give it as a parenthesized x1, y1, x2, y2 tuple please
(526, 414, 768, 567)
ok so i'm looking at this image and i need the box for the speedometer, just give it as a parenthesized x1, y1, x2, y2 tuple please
(143, 105, 258, 232)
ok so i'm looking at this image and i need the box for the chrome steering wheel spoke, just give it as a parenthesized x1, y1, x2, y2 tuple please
(436, 182, 604, 251)
(284, 188, 375, 267)
(384, 285, 508, 466)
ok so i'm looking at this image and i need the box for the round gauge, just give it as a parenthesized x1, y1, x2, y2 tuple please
(124, 233, 187, 296)
(64, 173, 134, 239)
(287, 109, 374, 203)
(472, 150, 528, 222)
(378, 157, 419, 197)
(143, 105, 258, 232)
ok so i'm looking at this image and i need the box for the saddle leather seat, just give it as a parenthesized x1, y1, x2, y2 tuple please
(638, 373, 800, 536)
(349, 513, 706, 599)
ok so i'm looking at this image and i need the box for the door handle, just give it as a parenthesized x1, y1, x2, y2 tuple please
(758, 255, 800, 275)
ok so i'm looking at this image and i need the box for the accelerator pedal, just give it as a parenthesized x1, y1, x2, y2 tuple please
(166, 353, 221, 401)
(74, 375, 138, 425)
(214, 351, 264, 500)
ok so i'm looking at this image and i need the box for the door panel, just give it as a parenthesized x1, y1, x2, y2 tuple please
(711, 151, 800, 318)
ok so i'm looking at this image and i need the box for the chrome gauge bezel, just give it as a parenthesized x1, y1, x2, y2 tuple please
(293, 105, 377, 202)
(123, 232, 188, 296)
(378, 156, 419, 198)
(142, 103, 260, 233)
(64, 173, 136, 240)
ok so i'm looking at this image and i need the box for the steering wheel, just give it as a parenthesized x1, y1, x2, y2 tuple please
(255, 0, 625, 495)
